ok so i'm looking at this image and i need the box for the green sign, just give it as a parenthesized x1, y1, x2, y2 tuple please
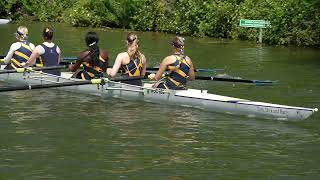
(239, 19, 270, 28)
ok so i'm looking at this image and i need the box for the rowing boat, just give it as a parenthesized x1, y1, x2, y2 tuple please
(0, 19, 11, 25)
(0, 66, 317, 121)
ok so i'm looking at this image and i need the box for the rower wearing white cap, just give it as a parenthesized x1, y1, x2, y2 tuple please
(3, 26, 35, 69)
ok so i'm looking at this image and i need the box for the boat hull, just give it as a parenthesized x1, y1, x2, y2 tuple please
(0, 69, 317, 121)
(0, 19, 11, 25)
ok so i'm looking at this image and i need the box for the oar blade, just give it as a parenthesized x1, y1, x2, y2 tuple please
(252, 79, 278, 84)
(195, 75, 277, 85)
(194, 68, 224, 73)
(0, 65, 68, 74)
(0, 80, 97, 92)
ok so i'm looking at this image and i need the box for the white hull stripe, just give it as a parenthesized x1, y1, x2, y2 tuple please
(174, 94, 315, 112)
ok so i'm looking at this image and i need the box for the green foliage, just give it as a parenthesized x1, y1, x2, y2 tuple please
(231, 0, 320, 47)
(0, 0, 77, 21)
(2, 0, 320, 47)
(62, 0, 139, 28)
(197, 2, 236, 38)
(132, 0, 170, 31)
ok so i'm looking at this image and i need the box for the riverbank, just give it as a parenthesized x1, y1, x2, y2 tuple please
(1, 0, 319, 48)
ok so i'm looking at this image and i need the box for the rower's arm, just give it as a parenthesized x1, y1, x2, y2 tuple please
(100, 50, 109, 72)
(3, 43, 20, 64)
(186, 57, 195, 80)
(68, 58, 83, 72)
(56, 46, 61, 64)
(107, 53, 123, 77)
(141, 54, 147, 76)
(154, 57, 170, 81)
(69, 51, 88, 72)
(25, 46, 41, 66)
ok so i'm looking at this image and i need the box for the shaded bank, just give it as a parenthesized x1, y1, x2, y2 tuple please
(1, 0, 319, 47)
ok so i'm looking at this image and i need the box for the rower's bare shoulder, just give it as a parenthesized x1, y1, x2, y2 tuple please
(114, 52, 126, 59)
(100, 49, 109, 60)
(163, 55, 177, 64)
(163, 55, 175, 61)
(140, 53, 147, 63)
(185, 56, 193, 64)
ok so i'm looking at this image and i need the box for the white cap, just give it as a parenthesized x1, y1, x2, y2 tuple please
(15, 26, 28, 40)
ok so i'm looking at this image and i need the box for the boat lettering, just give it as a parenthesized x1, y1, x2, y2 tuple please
(147, 89, 164, 94)
(257, 107, 288, 115)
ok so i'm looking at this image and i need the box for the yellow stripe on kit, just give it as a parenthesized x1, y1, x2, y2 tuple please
(20, 43, 32, 51)
(11, 59, 22, 67)
(14, 51, 29, 60)
(175, 69, 188, 78)
(168, 77, 181, 86)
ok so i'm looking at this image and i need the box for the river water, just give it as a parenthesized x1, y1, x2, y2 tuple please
(0, 22, 319, 179)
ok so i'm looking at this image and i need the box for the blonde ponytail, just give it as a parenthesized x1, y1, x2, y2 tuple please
(127, 33, 140, 59)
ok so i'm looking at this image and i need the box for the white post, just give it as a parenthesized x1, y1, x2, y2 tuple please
(258, 28, 263, 43)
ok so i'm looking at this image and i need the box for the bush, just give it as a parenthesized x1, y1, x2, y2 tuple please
(2, 0, 320, 47)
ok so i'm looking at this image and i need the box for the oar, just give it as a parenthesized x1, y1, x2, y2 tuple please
(0, 75, 148, 92)
(0, 79, 104, 92)
(145, 67, 224, 73)
(144, 71, 275, 84)
(0, 65, 68, 74)
(59, 58, 223, 73)
(1, 55, 224, 72)
(195, 75, 277, 84)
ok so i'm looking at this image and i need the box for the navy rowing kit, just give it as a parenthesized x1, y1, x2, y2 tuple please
(157, 55, 191, 90)
(81, 55, 107, 80)
(37, 44, 60, 76)
(120, 52, 144, 86)
(11, 41, 33, 68)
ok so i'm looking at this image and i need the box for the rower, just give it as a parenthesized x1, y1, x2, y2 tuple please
(3, 26, 35, 69)
(24, 27, 61, 75)
(69, 31, 108, 80)
(107, 33, 147, 86)
(148, 36, 195, 90)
